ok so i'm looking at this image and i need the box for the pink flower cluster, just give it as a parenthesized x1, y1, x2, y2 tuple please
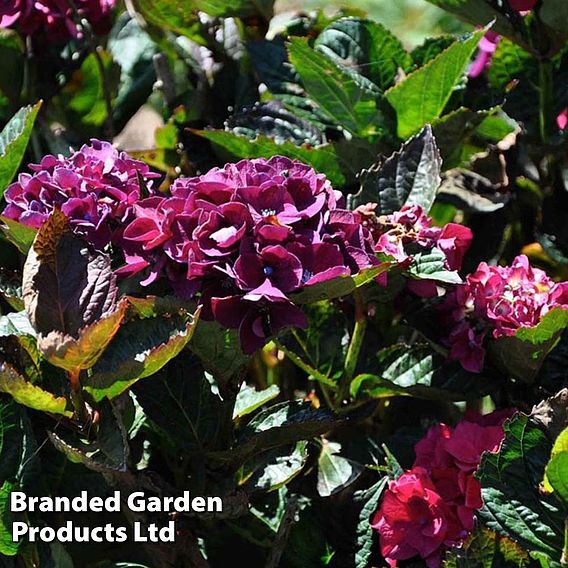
(2, 139, 159, 248)
(440, 255, 568, 372)
(118, 156, 378, 353)
(372, 410, 513, 568)
(358, 203, 472, 295)
(0, 0, 115, 40)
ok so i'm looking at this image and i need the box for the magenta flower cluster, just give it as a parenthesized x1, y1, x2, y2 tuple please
(0, 0, 115, 39)
(118, 156, 378, 353)
(2, 139, 159, 248)
(372, 410, 513, 568)
(440, 255, 568, 372)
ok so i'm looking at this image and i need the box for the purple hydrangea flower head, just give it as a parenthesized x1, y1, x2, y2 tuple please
(0, 0, 115, 39)
(121, 156, 378, 353)
(2, 139, 160, 248)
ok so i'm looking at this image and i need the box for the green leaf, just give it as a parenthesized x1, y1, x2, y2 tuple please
(132, 0, 207, 44)
(0, 216, 37, 255)
(386, 29, 485, 139)
(407, 247, 463, 284)
(351, 344, 496, 401)
(60, 52, 119, 127)
(190, 318, 249, 386)
(424, 0, 523, 43)
(239, 441, 308, 492)
(431, 107, 494, 170)
(227, 102, 325, 147)
(36, 300, 128, 373)
(196, 0, 274, 19)
(288, 37, 395, 139)
(411, 36, 456, 68)
(317, 440, 363, 497)
(543, 427, 568, 506)
(290, 263, 392, 304)
(476, 414, 565, 563)
(0, 400, 37, 556)
(488, 307, 568, 383)
(194, 129, 349, 187)
(233, 384, 280, 420)
(48, 400, 129, 473)
(208, 401, 342, 469)
(315, 17, 412, 91)
(85, 309, 200, 401)
(0, 481, 17, 556)
(108, 15, 158, 131)
(348, 125, 441, 214)
(443, 526, 531, 568)
(354, 477, 388, 568)
(0, 31, 24, 106)
(0, 362, 70, 416)
(0, 102, 41, 197)
(134, 354, 223, 453)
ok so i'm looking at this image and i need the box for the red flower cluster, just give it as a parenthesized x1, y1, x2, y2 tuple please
(372, 410, 513, 567)
(0, 0, 115, 39)
(440, 255, 568, 372)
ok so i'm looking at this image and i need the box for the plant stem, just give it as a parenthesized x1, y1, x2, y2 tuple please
(338, 292, 367, 404)
(538, 57, 554, 145)
(68, 369, 88, 424)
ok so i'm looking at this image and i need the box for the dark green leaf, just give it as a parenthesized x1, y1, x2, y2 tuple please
(315, 17, 412, 90)
(407, 247, 463, 284)
(317, 440, 363, 497)
(208, 401, 342, 469)
(488, 307, 568, 383)
(476, 414, 565, 563)
(0, 31, 24, 106)
(348, 125, 441, 214)
(354, 477, 388, 568)
(351, 344, 496, 401)
(386, 30, 485, 139)
(135, 354, 223, 453)
(288, 37, 395, 139)
(0, 102, 41, 197)
(132, 0, 207, 44)
(411, 36, 456, 67)
(59, 52, 119, 128)
(233, 384, 280, 420)
(190, 318, 249, 386)
(540, 0, 568, 41)
(240, 441, 308, 492)
(226, 101, 325, 146)
(424, 0, 524, 43)
(86, 310, 200, 401)
(49, 400, 129, 473)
